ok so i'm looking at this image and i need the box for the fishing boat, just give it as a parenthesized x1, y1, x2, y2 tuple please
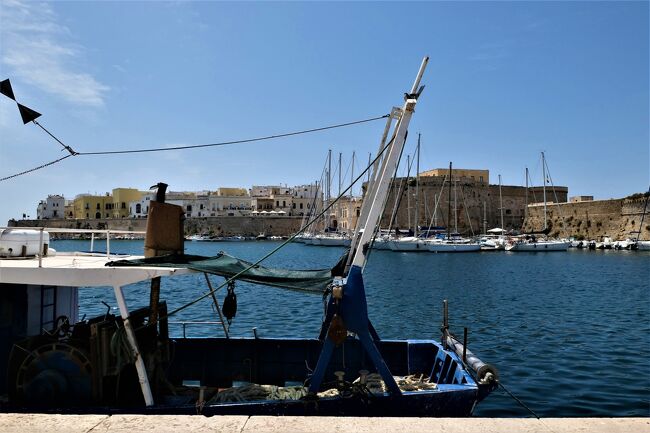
(0, 58, 498, 416)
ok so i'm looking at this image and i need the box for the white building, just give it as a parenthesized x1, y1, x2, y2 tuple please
(128, 189, 252, 218)
(36, 195, 66, 219)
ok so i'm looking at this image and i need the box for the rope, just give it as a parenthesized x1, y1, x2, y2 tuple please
(499, 381, 540, 419)
(76, 115, 389, 155)
(0, 154, 73, 182)
(0, 114, 388, 182)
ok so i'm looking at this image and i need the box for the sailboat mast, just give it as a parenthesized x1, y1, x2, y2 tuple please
(542, 152, 547, 231)
(499, 174, 504, 230)
(338, 152, 342, 231)
(454, 173, 458, 234)
(349, 152, 355, 232)
(525, 167, 529, 221)
(447, 162, 452, 239)
(407, 155, 411, 233)
(415, 133, 420, 237)
(328, 149, 332, 229)
(483, 201, 487, 235)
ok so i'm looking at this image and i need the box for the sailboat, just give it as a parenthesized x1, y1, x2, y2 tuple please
(506, 152, 569, 252)
(389, 134, 427, 252)
(479, 175, 507, 251)
(425, 162, 480, 253)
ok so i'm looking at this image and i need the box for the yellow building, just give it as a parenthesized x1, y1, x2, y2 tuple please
(112, 188, 145, 218)
(419, 168, 489, 185)
(73, 194, 112, 219)
(216, 187, 248, 197)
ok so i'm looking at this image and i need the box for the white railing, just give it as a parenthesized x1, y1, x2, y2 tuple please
(0, 226, 146, 266)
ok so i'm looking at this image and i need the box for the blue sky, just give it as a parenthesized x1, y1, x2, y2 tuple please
(0, 1, 648, 224)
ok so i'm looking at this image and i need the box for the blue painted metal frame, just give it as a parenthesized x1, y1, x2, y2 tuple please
(308, 265, 400, 395)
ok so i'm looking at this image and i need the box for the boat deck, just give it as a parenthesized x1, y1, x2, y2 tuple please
(0, 252, 192, 287)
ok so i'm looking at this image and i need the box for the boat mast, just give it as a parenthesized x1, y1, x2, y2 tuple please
(447, 162, 452, 239)
(407, 154, 411, 233)
(525, 167, 529, 222)
(542, 152, 547, 231)
(415, 133, 420, 237)
(347, 56, 428, 271)
(454, 168, 458, 234)
(338, 152, 342, 231)
(327, 149, 332, 230)
(499, 174, 504, 230)
(349, 152, 355, 232)
(483, 201, 487, 235)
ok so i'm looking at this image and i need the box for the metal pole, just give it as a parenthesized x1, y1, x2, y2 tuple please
(204, 273, 230, 338)
(525, 167, 529, 221)
(38, 227, 44, 268)
(499, 175, 504, 231)
(542, 152, 547, 231)
(90, 232, 95, 252)
(447, 162, 452, 239)
(407, 154, 411, 232)
(454, 176, 458, 234)
(113, 285, 154, 406)
(483, 201, 487, 235)
(415, 133, 420, 237)
(442, 299, 449, 350)
(463, 327, 468, 363)
(106, 230, 110, 257)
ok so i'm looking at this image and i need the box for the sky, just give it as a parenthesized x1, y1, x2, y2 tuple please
(0, 1, 648, 224)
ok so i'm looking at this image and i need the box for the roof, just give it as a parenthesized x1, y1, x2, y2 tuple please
(0, 252, 192, 288)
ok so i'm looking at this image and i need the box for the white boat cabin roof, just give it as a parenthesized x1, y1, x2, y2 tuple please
(0, 252, 192, 288)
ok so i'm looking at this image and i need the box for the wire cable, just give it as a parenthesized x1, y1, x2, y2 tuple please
(0, 114, 389, 182)
(76, 115, 390, 156)
(0, 154, 73, 182)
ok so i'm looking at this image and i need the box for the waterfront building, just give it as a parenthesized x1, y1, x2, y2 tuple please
(64, 200, 74, 219)
(420, 168, 490, 185)
(570, 196, 594, 203)
(73, 193, 112, 219)
(36, 194, 65, 219)
(111, 188, 145, 218)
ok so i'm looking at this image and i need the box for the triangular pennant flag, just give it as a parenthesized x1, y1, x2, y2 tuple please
(17, 103, 41, 124)
(0, 79, 16, 100)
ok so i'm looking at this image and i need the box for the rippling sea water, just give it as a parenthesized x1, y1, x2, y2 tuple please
(52, 239, 650, 417)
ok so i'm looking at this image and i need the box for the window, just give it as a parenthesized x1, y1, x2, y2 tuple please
(187, 205, 193, 212)
(121, 202, 126, 209)
(300, 203, 303, 209)
(136, 204, 141, 214)
(85, 204, 90, 210)
(96, 203, 100, 210)
(293, 203, 296, 209)
(282, 200, 286, 208)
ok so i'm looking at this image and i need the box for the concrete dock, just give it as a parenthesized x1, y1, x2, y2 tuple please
(0, 415, 647, 433)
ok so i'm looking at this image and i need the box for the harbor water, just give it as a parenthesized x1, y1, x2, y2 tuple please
(52, 239, 650, 417)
